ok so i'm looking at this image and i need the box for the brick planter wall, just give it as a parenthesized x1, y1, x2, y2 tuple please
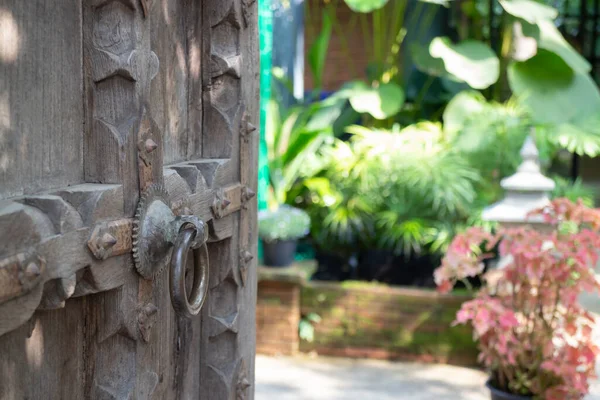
(256, 280, 301, 356)
(300, 282, 478, 365)
(256, 268, 478, 365)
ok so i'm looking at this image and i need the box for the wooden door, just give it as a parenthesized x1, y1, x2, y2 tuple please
(0, 1, 259, 399)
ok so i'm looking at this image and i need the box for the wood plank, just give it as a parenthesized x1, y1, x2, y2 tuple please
(186, 0, 204, 159)
(0, 1, 83, 199)
(149, 0, 191, 164)
(0, 298, 85, 400)
(238, 0, 260, 397)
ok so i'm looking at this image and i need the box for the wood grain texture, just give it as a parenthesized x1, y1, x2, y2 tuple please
(238, 0, 260, 395)
(0, 1, 84, 199)
(198, 0, 259, 399)
(83, 0, 160, 215)
(0, 185, 134, 336)
(148, 0, 191, 164)
(0, 299, 85, 400)
(0, 0, 259, 397)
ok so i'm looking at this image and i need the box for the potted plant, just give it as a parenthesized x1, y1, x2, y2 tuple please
(259, 206, 310, 267)
(434, 199, 600, 400)
(263, 95, 337, 268)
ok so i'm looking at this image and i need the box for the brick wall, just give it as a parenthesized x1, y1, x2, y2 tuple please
(256, 277, 478, 365)
(300, 281, 478, 365)
(256, 281, 301, 356)
(304, 0, 371, 91)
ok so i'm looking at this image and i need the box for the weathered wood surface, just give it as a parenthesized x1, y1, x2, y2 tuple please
(148, 0, 193, 164)
(0, 1, 83, 198)
(199, 1, 259, 399)
(0, 0, 258, 398)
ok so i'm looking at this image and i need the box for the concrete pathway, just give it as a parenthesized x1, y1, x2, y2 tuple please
(255, 355, 600, 400)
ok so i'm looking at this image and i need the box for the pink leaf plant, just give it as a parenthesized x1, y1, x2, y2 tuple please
(434, 199, 600, 399)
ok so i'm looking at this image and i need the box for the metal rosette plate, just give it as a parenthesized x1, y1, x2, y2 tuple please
(133, 184, 174, 279)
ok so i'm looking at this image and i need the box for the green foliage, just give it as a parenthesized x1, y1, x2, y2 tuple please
(498, 0, 557, 23)
(298, 122, 481, 256)
(276, 0, 600, 275)
(543, 115, 600, 157)
(507, 50, 600, 126)
(299, 313, 322, 343)
(443, 91, 532, 203)
(429, 37, 499, 89)
(551, 176, 596, 207)
(410, 0, 600, 157)
(302, 141, 377, 251)
(307, 11, 332, 93)
(521, 20, 590, 74)
(344, 81, 405, 120)
(265, 99, 336, 207)
(258, 206, 311, 242)
(343, 0, 389, 12)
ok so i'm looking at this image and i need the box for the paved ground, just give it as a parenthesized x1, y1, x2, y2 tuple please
(255, 355, 600, 400)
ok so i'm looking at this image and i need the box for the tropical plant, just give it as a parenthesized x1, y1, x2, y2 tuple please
(443, 91, 533, 203)
(304, 0, 449, 125)
(300, 139, 376, 253)
(551, 176, 596, 207)
(349, 122, 481, 254)
(258, 206, 311, 243)
(299, 121, 481, 257)
(265, 98, 337, 208)
(434, 199, 600, 399)
(413, 0, 600, 157)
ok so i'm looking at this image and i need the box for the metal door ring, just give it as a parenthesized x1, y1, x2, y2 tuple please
(170, 227, 209, 318)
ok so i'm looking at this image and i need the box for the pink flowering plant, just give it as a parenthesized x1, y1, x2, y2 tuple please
(434, 199, 600, 399)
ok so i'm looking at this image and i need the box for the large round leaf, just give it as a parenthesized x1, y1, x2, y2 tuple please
(521, 20, 591, 73)
(499, 0, 558, 24)
(430, 37, 500, 89)
(508, 50, 600, 125)
(347, 81, 405, 120)
(550, 116, 600, 157)
(410, 43, 446, 77)
(443, 91, 487, 135)
(343, 0, 389, 12)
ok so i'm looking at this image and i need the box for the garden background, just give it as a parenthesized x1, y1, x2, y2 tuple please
(255, 0, 600, 367)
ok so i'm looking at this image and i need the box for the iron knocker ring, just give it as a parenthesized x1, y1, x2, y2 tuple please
(170, 226, 209, 318)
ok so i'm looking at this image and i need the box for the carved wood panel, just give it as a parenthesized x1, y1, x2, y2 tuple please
(0, 0, 258, 398)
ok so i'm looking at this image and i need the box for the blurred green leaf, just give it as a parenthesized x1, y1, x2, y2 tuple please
(307, 11, 332, 91)
(306, 313, 322, 323)
(346, 81, 405, 119)
(549, 115, 600, 157)
(344, 0, 389, 12)
(521, 20, 591, 73)
(419, 0, 451, 6)
(508, 50, 600, 125)
(271, 66, 294, 94)
(430, 37, 499, 89)
(299, 320, 315, 342)
(551, 176, 596, 207)
(443, 90, 487, 135)
(499, 0, 558, 24)
(266, 100, 335, 206)
(410, 43, 447, 77)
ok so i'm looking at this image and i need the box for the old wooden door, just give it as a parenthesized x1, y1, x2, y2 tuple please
(0, 0, 258, 399)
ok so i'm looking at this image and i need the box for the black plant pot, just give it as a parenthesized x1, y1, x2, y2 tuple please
(262, 239, 297, 267)
(486, 381, 532, 400)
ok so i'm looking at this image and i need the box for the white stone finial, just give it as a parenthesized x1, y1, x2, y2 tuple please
(482, 131, 555, 224)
